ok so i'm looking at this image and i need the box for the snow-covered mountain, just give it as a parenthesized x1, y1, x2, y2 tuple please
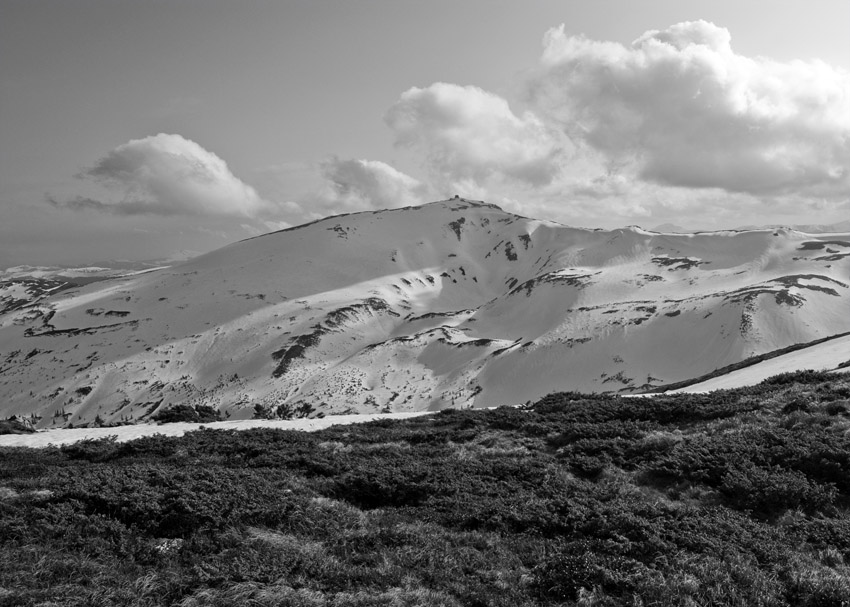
(735, 220, 850, 234)
(2, 198, 849, 428)
(0, 262, 172, 315)
(650, 223, 694, 233)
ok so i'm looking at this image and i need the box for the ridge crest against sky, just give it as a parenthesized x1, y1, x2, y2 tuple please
(1, 1, 848, 266)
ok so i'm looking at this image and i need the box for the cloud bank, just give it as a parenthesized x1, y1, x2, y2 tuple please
(529, 20, 850, 197)
(385, 83, 566, 192)
(314, 157, 429, 213)
(54, 134, 269, 216)
(48, 20, 850, 252)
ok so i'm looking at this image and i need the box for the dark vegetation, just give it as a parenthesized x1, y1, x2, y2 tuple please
(272, 299, 398, 379)
(2, 370, 850, 605)
(0, 417, 34, 435)
(509, 271, 598, 297)
(448, 217, 466, 240)
(0, 276, 93, 315)
(151, 404, 222, 424)
(253, 401, 319, 420)
(651, 256, 708, 271)
(798, 240, 850, 251)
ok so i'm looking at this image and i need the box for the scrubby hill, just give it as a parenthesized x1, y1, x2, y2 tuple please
(1, 371, 850, 605)
(1, 198, 848, 427)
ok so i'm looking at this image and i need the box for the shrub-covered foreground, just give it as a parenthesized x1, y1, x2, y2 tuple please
(2, 370, 850, 606)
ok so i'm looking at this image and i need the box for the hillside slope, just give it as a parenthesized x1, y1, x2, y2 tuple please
(668, 335, 850, 393)
(1, 198, 848, 427)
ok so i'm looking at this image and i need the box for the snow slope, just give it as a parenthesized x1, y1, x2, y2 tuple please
(1, 198, 848, 428)
(0, 263, 166, 315)
(669, 335, 850, 393)
(0, 411, 433, 448)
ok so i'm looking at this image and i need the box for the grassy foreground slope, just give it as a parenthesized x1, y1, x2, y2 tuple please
(2, 370, 850, 606)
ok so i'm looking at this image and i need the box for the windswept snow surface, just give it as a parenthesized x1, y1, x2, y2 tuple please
(0, 411, 433, 448)
(1, 198, 849, 428)
(670, 335, 850, 393)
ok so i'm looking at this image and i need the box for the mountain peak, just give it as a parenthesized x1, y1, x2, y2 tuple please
(2, 203, 848, 427)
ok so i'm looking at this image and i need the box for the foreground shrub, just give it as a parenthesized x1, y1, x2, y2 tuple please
(531, 540, 653, 601)
(720, 464, 837, 516)
(2, 371, 850, 606)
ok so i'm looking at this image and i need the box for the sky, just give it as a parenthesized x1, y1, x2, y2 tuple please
(1, 0, 848, 267)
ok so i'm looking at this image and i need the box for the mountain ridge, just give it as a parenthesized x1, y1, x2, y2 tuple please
(1, 198, 848, 427)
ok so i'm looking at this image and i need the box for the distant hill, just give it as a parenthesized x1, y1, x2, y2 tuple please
(735, 220, 850, 233)
(0, 261, 172, 315)
(1, 198, 848, 427)
(649, 223, 694, 233)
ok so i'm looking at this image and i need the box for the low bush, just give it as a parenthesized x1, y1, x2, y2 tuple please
(152, 404, 222, 424)
(1, 370, 849, 605)
(0, 418, 34, 435)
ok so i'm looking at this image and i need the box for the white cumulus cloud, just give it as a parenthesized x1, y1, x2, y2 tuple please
(385, 83, 566, 190)
(528, 20, 850, 197)
(52, 133, 270, 217)
(310, 157, 430, 214)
